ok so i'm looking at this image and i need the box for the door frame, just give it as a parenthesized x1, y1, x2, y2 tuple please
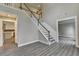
(2, 19, 17, 46)
(56, 16, 78, 47)
(0, 11, 18, 47)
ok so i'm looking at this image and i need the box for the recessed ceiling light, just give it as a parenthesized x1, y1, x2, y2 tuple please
(7, 14, 10, 16)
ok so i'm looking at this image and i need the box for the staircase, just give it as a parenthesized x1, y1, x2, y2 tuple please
(38, 22, 56, 45)
(2, 3, 57, 45)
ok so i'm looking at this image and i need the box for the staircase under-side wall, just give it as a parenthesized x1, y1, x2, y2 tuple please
(2, 3, 57, 45)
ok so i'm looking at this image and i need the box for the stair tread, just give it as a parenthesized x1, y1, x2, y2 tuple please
(49, 37, 53, 39)
(39, 22, 56, 45)
(49, 40, 55, 42)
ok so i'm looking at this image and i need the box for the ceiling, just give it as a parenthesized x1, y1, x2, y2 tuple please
(27, 3, 41, 9)
(58, 19, 75, 24)
(0, 12, 16, 20)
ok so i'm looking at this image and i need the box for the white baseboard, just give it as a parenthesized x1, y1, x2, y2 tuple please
(39, 40, 49, 45)
(76, 44, 79, 48)
(18, 40, 39, 47)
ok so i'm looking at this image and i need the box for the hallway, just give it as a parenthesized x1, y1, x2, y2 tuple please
(2, 21, 16, 49)
(0, 39, 79, 56)
(3, 37, 17, 49)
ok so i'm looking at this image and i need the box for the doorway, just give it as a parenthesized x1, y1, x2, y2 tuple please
(57, 16, 78, 47)
(0, 12, 17, 48)
(2, 21, 16, 48)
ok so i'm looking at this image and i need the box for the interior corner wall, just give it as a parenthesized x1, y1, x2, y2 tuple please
(0, 5, 39, 47)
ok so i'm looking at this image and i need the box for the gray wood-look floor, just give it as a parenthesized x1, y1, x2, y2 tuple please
(0, 37, 79, 56)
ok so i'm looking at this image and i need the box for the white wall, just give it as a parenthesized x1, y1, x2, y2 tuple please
(59, 23, 75, 39)
(0, 5, 39, 47)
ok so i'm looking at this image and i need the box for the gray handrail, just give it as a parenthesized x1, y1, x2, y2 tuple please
(39, 22, 50, 33)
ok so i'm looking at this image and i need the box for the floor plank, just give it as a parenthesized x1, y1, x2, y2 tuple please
(0, 37, 79, 56)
